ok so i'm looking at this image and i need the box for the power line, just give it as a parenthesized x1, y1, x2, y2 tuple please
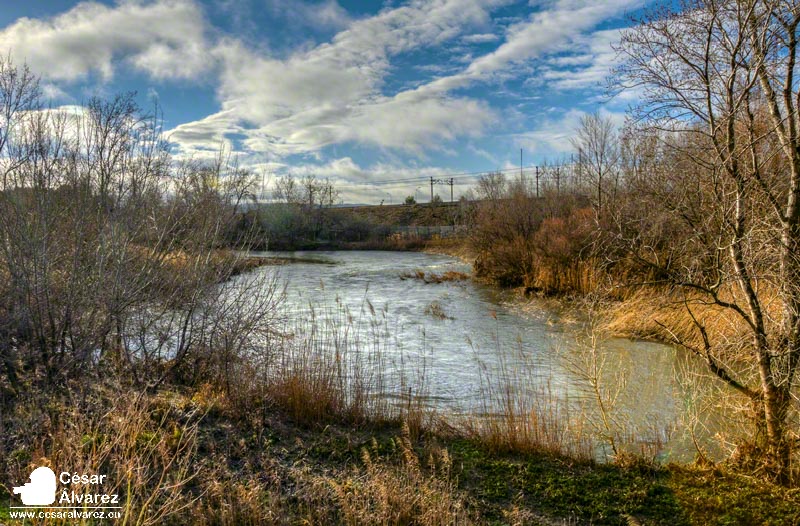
(262, 159, 582, 205)
(361, 163, 571, 186)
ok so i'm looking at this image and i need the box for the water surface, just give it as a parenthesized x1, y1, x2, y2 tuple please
(252, 250, 701, 461)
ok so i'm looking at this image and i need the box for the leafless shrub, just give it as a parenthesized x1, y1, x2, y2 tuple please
(0, 57, 276, 397)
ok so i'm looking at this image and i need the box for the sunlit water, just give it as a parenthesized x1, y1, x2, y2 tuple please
(250, 250, 709, 462)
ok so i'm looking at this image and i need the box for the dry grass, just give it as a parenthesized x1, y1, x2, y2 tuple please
(3, 324, 797, 525)
(305, 425, 474, 526)
(259, 303, 437, 430)
(604, 286, 747, 348)
(266, 340, 371, 426)
(1, 383, 467, 526)
(459, 339, 596, 461)
(264, 328, 389, 426)
(463, 383, 594, 461)
(5, 388, 200, 526)
(524, 258, 600, 296)
(399, 270, 470, 284)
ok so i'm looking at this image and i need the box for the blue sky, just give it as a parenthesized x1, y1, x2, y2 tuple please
(0, 0, 648, 202)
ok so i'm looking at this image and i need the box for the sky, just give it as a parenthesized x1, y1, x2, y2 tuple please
(0, 0, 649, 203)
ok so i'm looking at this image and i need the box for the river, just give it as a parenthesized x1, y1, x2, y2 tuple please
(250, 249, 709, 462)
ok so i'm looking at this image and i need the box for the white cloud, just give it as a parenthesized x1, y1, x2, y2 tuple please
(422, 0, 641, 93)
(0, 0, 649, 206)
(0, 0, 212, 82)
(234, 88, 494, 156)
(160, 0, 641, 170)
(537, 28, 621, 91)
(171, 0, 508, 158)
(462, 33, 500, 44)
(346, 93, 492, 151)
(40, 82, 73, 102)
(167, 109, 240, 157)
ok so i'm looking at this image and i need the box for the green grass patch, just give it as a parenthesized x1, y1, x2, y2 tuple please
(443, 438, 800, 525)
(666, 465, 800, 525)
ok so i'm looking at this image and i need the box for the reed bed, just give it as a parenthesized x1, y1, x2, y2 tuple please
(261, 298, 434, 430)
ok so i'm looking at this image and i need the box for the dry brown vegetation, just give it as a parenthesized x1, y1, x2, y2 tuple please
(3, 380, 476, 526)
(469, 185, 599, 295)
(465, 0, 800, 484)
(3, 0, 800, 520)
(400, 270, 470, 284)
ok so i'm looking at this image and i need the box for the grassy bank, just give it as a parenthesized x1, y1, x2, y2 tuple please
(3, 382, 798, 526)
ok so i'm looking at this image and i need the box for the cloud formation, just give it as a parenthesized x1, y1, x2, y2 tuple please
(263, 0, 352, 31)
(0, 0, 643, 196)
(0, 0, 211, 82)
(168, 0, 638, 160)
(537, 28, 622, 91)
(174, 0, 508, 157)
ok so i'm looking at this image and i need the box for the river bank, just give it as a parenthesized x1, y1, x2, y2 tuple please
(418, 237, 726, 352)
(4, 379, 797, 526)
(4, 248, 797, 525)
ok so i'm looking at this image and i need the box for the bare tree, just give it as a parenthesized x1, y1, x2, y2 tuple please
(273, 174, 300, 204)
(0, 54, 40, 188)
(571, 112, 620, 213)
(476, 171, 507, 201)
(616, 0, 800, 482)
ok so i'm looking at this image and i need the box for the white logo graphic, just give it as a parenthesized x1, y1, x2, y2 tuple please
(13, 466, 57, 506)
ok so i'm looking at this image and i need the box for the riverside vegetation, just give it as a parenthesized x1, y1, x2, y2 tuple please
(464, 0, 800, 490)
(3, 1, 800, 525)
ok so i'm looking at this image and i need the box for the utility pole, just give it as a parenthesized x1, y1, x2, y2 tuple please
(570, 153, 574, 190)
(430, 176, 434, 203)
(535, 166, 539, 198)
(520, 148, 523, 179)
(450, 178, 454, 202)
(555, 164, 560, 195)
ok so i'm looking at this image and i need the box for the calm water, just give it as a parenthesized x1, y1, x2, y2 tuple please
(250, 250, 704, 461)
